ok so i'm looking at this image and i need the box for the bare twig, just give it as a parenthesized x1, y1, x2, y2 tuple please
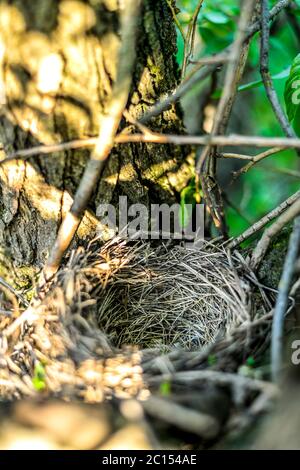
(166, 0, 186, 43)
(195, 0, 256, 234)
(139, 64, 217, 124)
(3, 134, 300, 165)
(228, 189, 300, 249)
(271, 216, 300, 382)
(43, 0, 141, 280)
(0, 276, 28, 308)
(189, 53, 230, 65)
(250, 198, 300, 270)
(122, 110, 152, 135)
(139, 0, 290, 124)
(221, 152, 254, 161)
(181, 0, 204, 78)
(232, 147, 283, 179)
(260, 0, 296, 138)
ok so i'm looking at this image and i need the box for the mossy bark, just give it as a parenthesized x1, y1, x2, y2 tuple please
(0, 0, 191, 284)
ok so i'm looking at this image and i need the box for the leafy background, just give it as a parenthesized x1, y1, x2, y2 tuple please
(175, 0, 300, 238)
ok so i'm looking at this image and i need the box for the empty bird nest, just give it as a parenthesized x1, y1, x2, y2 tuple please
(0, 237, 275, 402)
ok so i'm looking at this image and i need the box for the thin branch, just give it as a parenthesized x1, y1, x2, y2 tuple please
(122, 110, 152, 135)
(139, 0, 290, 124)
(221, 153, 254, 161)
(197, 0, 256, 171)
(228, 189, 300, 249)
(232, 147, 283, 179)
(194, 0, 256, 235)
(166, 0, 186, 44)
(260, 0, 296, 138)
(139, 63, 217, 124)
(250, 197, 300, 270)
(0, 276, 29, 307)
(212, 0, 257, 136)
(271, 216, 300, 382)
(42, 0, 141, 281)
(3, 134, 300, 165)
(181, 0, 204, 78)
(189, 53, 230, 65)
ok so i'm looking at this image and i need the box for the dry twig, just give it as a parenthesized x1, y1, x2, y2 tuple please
(250, 198, 300, 270)
(195, 0, 256, 234)
(3, 134, 300, 165)
(232, 147, 283, 179)
(260, 0, 296, 139)
(228, 189, 300, 249)
(140, 0, 290, 124)
(181, 0, 204, 78)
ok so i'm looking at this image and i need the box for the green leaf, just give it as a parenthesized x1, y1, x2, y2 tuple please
(208, 354, 217, 366)
(179, 182, 194, 227)
(160, 380, 171, 397)
(284, 54, 300, 134)
(179, 178, 200, 228)
(203, 11, 229, 24)
(246, 356, 256, 368)
(32, 361, 46, 391)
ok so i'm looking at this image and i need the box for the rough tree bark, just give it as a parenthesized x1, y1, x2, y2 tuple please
(0, 0, 191, 286)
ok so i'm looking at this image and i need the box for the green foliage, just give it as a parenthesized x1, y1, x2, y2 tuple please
(284, 54, 300, 135)
(175, 0, 299, 238)
(179, 177, 200, 227)
(207, 354, 217, 366)
(175, 0, 239, 63)
(246, 356, 256, 367)
(160, 380, 171, 396)
(295, 0, 300, 9)
(32, 361, 46, 391)
(199, 1, 238, 54)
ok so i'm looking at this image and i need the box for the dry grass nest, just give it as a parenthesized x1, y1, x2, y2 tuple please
(0, 237, 274, 401)
(94, 239, 253, 350)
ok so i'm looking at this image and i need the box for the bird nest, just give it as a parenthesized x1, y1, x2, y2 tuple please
(94, 239, 252, 350)
(0, 237, 273, 402)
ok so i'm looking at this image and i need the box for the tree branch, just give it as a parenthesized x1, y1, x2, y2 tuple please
(228, 189, 300, 249)
(3, 134, 300, 165)
(232, 147, 283, 179)
(139, 0, 290, 124)
(250, 198, 300, 270)
(260, 0, 296, 138)
(42, 0, 141, 281)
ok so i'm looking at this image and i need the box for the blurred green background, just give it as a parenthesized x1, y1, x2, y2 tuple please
(174, 0, 300, 238)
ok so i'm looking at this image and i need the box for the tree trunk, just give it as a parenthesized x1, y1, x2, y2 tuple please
(0, 0, 190, 285)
